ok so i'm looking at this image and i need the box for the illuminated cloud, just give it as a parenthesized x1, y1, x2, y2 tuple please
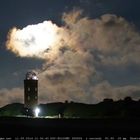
(6, 21, 67, 58)
(6, 10, 140, 65)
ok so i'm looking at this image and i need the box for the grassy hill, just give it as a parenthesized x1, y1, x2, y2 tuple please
(0, 97, 140, 118)
(0, 103, 23, 116)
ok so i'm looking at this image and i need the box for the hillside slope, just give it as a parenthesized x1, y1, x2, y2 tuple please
(0, 97, 140, 118)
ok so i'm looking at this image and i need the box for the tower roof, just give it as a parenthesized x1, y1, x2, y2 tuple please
(26, 71, 38, 80)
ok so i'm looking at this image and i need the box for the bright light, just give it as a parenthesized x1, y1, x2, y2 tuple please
(26, 71, 38, 80)
(6, 21, 62, 58)
(34, 107, 40, 117)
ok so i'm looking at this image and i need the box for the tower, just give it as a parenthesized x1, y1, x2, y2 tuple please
(24, 71, 38, 110)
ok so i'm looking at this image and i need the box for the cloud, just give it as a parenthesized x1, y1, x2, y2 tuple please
(62, 12, 140, 66)
(6, 21, 67, 58)
(89, 81, 140, 103)
(0, 88, 23, 107)
(4, 9, 140, 106)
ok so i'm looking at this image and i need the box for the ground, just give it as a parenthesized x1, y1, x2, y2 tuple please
(0, 117, 140, 137)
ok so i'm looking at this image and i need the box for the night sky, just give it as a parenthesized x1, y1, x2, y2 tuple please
(0, 0, 140, 107)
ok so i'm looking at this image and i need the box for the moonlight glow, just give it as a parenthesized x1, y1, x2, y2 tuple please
(6, 21, 64, 58)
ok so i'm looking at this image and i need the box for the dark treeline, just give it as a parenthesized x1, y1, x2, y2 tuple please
(0, 97, 140, 118)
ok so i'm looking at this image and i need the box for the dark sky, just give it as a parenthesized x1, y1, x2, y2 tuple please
(0, 0, 140, 106)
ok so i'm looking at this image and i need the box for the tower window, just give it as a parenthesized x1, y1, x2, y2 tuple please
(35, 87, 37, 91)
(27, 96, 30, 100)
(27, 87, 30, 91)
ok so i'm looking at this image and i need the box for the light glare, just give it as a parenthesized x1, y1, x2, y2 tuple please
(34, 107, 40, 117)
